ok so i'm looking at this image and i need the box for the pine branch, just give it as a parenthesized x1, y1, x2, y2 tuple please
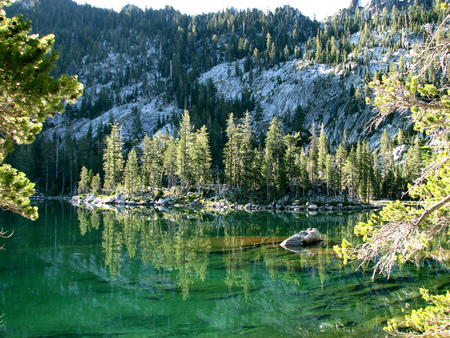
(414, 194, 450, 227)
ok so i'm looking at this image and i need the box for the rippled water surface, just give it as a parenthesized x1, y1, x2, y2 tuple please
(0, 201, 449, 337)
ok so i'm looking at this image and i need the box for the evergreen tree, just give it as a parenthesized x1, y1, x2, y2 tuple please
(317, 123, 329, 180)
(91, 173, 101, 194)
(337, 12, 450, 334)
(325, 153, 336, 196)
(124, 148, 140, 195)
(78, 166, 90, 194)
(0, 0, 83, 219)
(192, 126, 212, 194)
(344, 146, 358, 198)
(296, 147, 308, 195)
(223, 113, 239, 188)
(396, 127, 405, 145)
(238, 111, 254, 193)
(307, 122, 319, 183)
(284, 132, 301, 193)
(163, 133, 178, 190)
(141, 133, 164, 192)
(372, 148, 382, 198)
(103, 123, 124, 192)
(177, 110, 194, 193)
(335, 136, 348, 192)
(406, 135, 422, 181)
(263, 117, 285, 197)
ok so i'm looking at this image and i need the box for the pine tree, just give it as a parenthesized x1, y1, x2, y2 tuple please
(396, 128, 405, 145)
(263, 117, 285, 197)
(78, 166, 90, 195)
(307, 122, 319, 184)
(163, 133, 178, 190)
(103, 123, 124, 192)
(344, 146, 358, 198)
(335, 137, 348, 192)
(91, 173, 101, 194)
(379, 128, 390, 172)
(0, 1, 83, 219)
(223, 113, 238, 189)
(192, 126, 212, 194)
(337, 12, 450, 334)
(407, 135, 422, 181)
(298, 147, 309, 195)
(124, 148, 140, 195)
(177, 110, 194, 193)
(284, 132, 301, 194)
(238, 111, 254, 194)
(317, 123, 329, 180)
(372, 148, 382, 198)
(141, 133, 165, 192)
(325, 154, 336, 196)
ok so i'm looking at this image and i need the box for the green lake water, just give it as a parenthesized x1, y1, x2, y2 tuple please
(0, 201, 449, 337)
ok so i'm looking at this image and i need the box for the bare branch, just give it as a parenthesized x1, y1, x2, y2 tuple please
(414, 194, 450, 227)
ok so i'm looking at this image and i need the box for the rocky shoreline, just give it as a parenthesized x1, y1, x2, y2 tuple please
(68, 193, 383, 213)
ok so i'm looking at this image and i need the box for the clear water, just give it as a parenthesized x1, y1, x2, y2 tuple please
(0, 201, 449, 337)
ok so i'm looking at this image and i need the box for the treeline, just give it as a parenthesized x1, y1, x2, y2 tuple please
(76, 111, 425, 203)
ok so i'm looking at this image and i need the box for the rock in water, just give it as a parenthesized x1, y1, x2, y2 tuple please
(280, 228, 322, 247)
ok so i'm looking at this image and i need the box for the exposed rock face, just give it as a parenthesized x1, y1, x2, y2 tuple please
(366, 0, 431, 11)
(280, 228, 323, 248)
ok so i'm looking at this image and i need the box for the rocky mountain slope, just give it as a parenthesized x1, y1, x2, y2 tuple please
(8, 0, 438, 160)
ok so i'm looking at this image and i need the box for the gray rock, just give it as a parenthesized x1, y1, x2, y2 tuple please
(280, 228, 322, 247)
(103, 196, 115, 204)
(278, 195, 290, 205)
(85, 194, 97, 203)
(306, 202, 318, 210)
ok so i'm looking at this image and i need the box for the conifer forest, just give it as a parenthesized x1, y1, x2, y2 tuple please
(2, 0, 443, 202)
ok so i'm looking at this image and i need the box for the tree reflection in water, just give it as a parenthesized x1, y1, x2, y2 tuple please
(77, 207, 374, 301)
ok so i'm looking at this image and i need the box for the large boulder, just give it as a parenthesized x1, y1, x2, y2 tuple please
(280, 228, 322, 248)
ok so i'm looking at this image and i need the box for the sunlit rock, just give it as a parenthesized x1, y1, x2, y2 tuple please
(306, 202, 318, 210)
(280, 228, 322, 248)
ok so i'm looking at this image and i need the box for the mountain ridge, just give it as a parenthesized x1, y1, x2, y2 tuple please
(4, 0, 442, 195)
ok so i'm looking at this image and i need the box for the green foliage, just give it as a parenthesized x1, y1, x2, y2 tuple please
(77, 166, 90, 194)
(103, 124, 124, 191)
(263, 117, 286, 197)
(0, 0, 82, 219)
(0, 164, 38, 220)
(336, 11, 450, 336)
(124, 149, 140, 195)
(385, 288, 450, 336)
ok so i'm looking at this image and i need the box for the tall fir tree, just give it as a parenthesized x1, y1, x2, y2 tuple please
(192, 126, 212, 194)
(223, 113, 239, 189)
(263, 117, 286, 197)
(124, 148, 140, 195)
(177, 110, 195, 193)
(103, 123, 124, 192)
(307, 122, 319, 184)
(284, 132, 301, 194)
(78, 166, 90, 194)
(317, 123, 329, 180)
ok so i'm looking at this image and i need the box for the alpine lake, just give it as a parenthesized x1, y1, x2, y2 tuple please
(1, 200, 449, 337)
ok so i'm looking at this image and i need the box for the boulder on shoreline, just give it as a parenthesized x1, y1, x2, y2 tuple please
(280, 228, 322, 248)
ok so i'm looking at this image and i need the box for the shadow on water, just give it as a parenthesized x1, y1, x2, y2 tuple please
(0, 201, 449, 337)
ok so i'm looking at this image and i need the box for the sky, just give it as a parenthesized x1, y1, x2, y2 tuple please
(73, 0, 371, 21)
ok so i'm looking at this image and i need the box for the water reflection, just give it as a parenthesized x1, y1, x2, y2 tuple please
(77, 207, 371, 300)
(1, 202, 449, 337)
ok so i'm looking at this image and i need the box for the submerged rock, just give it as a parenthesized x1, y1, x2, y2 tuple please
(280, 228, 322, 248)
